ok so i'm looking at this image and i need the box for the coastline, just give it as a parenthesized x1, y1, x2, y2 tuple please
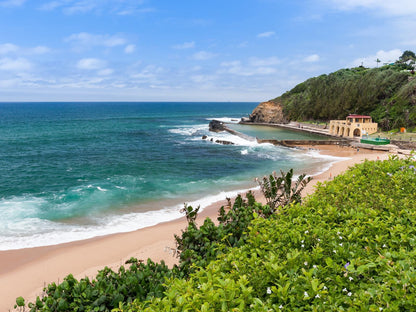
(0, 145, 392, 311)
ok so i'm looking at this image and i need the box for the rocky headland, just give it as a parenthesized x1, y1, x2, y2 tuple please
(246, 100, 287, 124)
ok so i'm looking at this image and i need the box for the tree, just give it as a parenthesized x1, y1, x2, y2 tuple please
(399, 50, 416, 62)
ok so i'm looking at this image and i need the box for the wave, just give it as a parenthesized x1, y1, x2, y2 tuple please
(205, 117, 241, 123)
(0, 186, 256, 250)
(168, 124, 207, 136)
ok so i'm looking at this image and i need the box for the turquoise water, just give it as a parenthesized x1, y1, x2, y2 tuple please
(228, 123, 330, 140)
(0, 102, 342, 250)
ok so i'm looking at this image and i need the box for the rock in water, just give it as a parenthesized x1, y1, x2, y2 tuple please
(209, 120, 226, 132)
(248, 101, 287, 124)
(215, 140, 234, 145)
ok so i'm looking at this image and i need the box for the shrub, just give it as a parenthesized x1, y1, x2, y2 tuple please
(120, 156, 416, 311)
(22, 258, 173, 312)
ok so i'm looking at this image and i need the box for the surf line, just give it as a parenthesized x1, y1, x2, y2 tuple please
(204, 119, 257, 145)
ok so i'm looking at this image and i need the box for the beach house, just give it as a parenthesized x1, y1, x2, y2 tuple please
(329, 115, 378, 138)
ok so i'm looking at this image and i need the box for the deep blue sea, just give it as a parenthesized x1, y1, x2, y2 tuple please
(0, 102, 342, 250)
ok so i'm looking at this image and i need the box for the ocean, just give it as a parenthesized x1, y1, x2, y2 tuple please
(0, 102, 342, 250)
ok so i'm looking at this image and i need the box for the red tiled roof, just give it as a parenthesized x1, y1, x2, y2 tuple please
(347, 114, 372, 119)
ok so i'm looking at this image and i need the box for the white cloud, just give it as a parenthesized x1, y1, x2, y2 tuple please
(130, 65, 164, 83)
(257, 31, 275, 38)
(249, 57, 280, 66)
(97, 68, 113, 76)
(40, 0, 96, 14)
(351, 49, 402, 67)
(238, 41, 249, 48)
(221, 61, 241, 67)
(66, 32, 127, 49)
(0, 43, 51, 56)
(40, 0, 150, 16)
(39, 1, 65, 11)
(0, 0, 26, 7)
(190, 74, 216, 83)
(192, 51, 216, 60)
(77, 58, 106, 70)
(64, 2, 95, 14)
(325, 0, 416, 16)
(173, 41, 195, 49)
(304, 54, 320, 62)
(30, 46, 51, 54)
(255, 67, 276, 75)
(124, 44, 135, 54)
(0, 57, 32, 71)
(220, 59, 277, 76)
(0, 43, 19, 54)
(117, 7, 155, 15)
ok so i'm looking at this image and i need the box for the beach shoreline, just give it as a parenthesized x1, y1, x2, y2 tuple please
(0, 145, 393, 311)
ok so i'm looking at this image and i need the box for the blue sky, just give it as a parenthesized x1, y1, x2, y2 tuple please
(0, 0, 415, 102)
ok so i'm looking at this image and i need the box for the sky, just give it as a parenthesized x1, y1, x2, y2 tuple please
(0, 0, 415, 102)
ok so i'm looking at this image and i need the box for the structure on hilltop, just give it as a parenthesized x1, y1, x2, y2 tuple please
(329, 115, 378, 138)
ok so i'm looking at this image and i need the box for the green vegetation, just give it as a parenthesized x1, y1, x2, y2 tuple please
(121, 155, 416, 311)
(272, 51, 416, 130)
(18, 155, 416, 311)
(257, 168, 312, 212)
(16, 258, 174, 312)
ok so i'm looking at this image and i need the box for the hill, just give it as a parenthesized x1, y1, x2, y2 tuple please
(249, 52, 416, 131)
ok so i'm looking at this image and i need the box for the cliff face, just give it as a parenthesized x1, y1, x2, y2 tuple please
(249, 100, 287, 124)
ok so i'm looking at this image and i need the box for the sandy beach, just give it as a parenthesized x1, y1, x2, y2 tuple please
(0, 145, 393, 311)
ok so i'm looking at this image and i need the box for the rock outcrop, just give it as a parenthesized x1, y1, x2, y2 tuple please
(209, 120, 226, 132)
(248, 101, 287, 124)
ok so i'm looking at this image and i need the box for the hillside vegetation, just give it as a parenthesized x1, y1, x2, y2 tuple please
(267, 52, 416, 130)
(18, 155, 416, 311)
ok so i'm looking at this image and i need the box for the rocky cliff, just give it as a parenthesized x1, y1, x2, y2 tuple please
(248, 100, 287, 124)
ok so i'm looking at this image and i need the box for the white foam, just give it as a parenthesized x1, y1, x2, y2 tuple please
(202, 131, 264, 147)
(300, 149, 350, 177)
(168, 124, 207, 136)
(206, 117, 241, 124)
(0, 186, 259, 250)
(0, 196, 47, 220)
(304, 149, 348, 162)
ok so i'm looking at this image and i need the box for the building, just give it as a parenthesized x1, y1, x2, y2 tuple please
(329, 115, 378, 138)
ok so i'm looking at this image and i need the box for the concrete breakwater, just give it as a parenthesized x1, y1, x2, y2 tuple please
(208, 119, 346, 147)
(256, 139, 348, 147)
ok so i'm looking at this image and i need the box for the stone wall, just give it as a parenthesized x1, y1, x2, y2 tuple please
(390, 140, 416, 150)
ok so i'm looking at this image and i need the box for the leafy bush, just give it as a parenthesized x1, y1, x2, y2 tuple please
(256, 168, 312, 212)
(174, 192, 266, 276)
(175, 171, 312, 275)
(23, 258, 173, 312)
(120, 156, 416, 311)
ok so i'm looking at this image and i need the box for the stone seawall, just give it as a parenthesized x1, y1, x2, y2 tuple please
(257, 139, 348, 147)
(390, 140, 416, 150)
